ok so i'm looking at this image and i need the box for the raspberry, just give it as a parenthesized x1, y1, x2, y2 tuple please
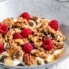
(42, 38, 53, 51)
(20, 12, 30, 20)
(13, 32, 22, 39)
(23, 43, 33, 53)
(0, 23, 8, 34)
(0, 43, 5, 54)
(0, 29, 4, 34)
(21, 28, 32, 38)
(49, 20, 58, 31)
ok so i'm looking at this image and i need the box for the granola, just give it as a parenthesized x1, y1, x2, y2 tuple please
(0, 12, 65, 66)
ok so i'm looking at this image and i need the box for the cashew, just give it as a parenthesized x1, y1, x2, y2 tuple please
(14, 39, 24, 45)
(14, 28, 21, 33)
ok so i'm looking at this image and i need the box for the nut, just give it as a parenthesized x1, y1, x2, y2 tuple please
(34, 40, 42, 47)
(14, 28, 21, 33)
(23, 53, 36, 66)
(14, 39, 24, 45)
(7, 45, 23, 59)
(5, 29, 15, 41)
(31, 49, 47, 59)
(3, 18, 14, 28)
(31, 16, 39, 21)
(40, 18, 50, 26)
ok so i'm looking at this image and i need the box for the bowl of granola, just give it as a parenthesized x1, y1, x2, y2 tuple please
(0, 0, 69, 69)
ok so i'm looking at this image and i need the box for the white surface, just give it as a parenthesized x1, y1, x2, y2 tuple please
(0, 0, 69, 69)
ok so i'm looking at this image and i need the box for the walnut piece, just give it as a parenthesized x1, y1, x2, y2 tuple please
(3, 18, 14, 28)
(7, 45, 23, 59)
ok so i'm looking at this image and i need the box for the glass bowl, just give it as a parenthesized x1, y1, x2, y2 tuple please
(0, 0, 69, 69)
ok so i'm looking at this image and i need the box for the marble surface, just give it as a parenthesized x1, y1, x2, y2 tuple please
(0, 0, 69, 69)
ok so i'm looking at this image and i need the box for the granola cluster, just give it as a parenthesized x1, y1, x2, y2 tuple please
(0, 15, 65, 66)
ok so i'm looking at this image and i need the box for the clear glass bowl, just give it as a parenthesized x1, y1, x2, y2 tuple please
(0, 0, 69, 69)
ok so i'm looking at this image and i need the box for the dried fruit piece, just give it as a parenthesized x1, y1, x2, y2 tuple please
(42, 38, 53, 51)
(49, 20, 58, 31)
(13, 32, 22, 39)
(23, 53, 36, 65)
(23, 42, 33, 53)
(20, 12, 30, 20)
(21, 28, 32, 38)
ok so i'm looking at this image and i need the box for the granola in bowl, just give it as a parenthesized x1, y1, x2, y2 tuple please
(0, 12, 65, 66)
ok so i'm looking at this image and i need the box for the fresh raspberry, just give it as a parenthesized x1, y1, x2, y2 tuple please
(0, 23, 8, 34)
(21, 28, 32, 38)
(0, 43, 5, 54)
(42, 38, 53, 51)
(0, 29, 4, 34)
(13, 32, 22, 39)
(20, 12, 30, 20)
(49, 20, 59, 31)
(23, 43, 33, 53)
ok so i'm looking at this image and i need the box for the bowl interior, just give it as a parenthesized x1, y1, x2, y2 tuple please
(0, 0, 69, 69)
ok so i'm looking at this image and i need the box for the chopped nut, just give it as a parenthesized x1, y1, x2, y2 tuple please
(23, 38, 29, 44)
(36, 57, 45, 65)
(23, 53, 36, 66)
(31, 49, 47, 59)
(34, 40, 42, 47)
(35, 23, 42, 28)
(7, 45, 23, 59)
(40, 18, 50, 26)
(5, 29, 15, 41)
(3, 18, 14, 28)
(31, 16, 39, 21)
(14, 17, 28, 28)
(29, 35, 42, 42)
(14, 39, 24, 45)
(14, 28, 21, 33)
(17, 17, 28, 24)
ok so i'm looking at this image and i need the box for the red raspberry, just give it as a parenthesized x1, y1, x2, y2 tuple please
(13, 32, 22, 39)
(0, 23, 8, 34)
(0, 43, 5, 54)
(49, 20, 58, 31)
(0, 29, 4, 34)
(42, 38, 53, 51)
(20, 12, 30, 20)
(23, 43, 33, 53)
(21, 28, 32, 38)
